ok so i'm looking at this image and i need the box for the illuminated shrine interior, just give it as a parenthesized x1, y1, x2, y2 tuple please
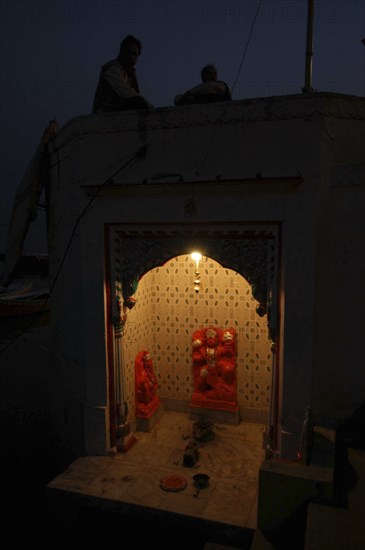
(122, 254, 272, 428)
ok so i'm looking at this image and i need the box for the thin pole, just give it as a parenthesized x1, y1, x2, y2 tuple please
(303, 0, 314, 93)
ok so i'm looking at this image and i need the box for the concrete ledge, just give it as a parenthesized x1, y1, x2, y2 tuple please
(304, 448, 365, 549)
(257, 427, 335, 531)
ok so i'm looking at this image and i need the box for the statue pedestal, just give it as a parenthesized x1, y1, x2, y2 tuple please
(136, 400, 163, 432)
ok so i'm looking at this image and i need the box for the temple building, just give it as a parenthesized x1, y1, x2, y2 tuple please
(44, 92, 364, 543)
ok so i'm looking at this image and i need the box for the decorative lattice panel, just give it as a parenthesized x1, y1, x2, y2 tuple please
(123, 255, 272, 418)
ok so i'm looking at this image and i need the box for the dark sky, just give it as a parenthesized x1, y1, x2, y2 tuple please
(0, 0, 364, 253)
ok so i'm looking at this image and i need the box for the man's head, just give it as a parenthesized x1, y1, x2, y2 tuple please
(119, 35, 142, 68)
(201, 64, 217, 83)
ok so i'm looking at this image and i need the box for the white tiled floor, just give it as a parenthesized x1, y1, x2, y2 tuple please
(48, 411, 265, 531)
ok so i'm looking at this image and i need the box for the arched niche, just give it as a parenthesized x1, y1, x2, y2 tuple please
(107, 224, 280, 448)
(110, 225, 279, 341)
(121, 254, 273, 423)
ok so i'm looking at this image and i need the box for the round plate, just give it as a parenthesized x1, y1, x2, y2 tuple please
(159, 474, 188, 492)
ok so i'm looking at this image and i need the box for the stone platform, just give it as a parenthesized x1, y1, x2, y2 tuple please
(47, 411, 265, 547)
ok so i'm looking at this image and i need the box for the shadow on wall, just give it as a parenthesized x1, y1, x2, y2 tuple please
(261, 500, 308, 550)
(336, 402, 365, 451)
(333, 402, 365, 508)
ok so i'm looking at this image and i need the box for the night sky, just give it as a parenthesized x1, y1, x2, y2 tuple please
(0, 0, 364, 254)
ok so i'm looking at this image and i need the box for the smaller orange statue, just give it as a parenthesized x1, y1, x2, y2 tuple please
(135, 351, 161, 418)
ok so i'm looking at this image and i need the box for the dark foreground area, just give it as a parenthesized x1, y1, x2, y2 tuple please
(1, 409, 252, 549)
(1, 312, 365, 549)
(2, 403, 365, 549)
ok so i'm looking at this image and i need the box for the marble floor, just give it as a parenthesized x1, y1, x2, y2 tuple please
(47, 411, 265, 540)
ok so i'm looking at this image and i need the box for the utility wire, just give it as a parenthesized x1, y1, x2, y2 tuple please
(49, 144, 147, 295)
(230, 0, 263, 97)
(193, 0, 263, 181)
(0, 144, 147, 357)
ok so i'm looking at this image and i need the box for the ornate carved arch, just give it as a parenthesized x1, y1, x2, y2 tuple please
(111, 225, 279, 341)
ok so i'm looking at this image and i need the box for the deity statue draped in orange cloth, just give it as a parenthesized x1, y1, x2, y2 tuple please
(191, 326, 238, 412)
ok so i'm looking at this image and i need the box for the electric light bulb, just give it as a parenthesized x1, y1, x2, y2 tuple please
(191, 251, 202, 270)
(191, 252, 202, 294)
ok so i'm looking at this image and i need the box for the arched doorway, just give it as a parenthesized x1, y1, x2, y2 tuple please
(106, 223, 280, 452)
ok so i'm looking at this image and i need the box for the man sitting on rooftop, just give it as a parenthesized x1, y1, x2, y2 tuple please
(92, 35, 153, 113)
(174, 64, 232, 106)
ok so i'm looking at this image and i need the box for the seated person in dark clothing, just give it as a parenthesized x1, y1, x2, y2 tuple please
(92, 35, 153, 113)
(174, 64, 231, 106)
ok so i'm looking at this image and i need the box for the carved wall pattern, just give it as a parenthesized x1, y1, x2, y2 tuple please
(117, 229, 278, 335)
(123, 255, 272, 421)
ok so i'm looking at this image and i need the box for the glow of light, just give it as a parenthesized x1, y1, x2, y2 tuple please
(191, 252, 202, 293)
(191, 251, 202, 269)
